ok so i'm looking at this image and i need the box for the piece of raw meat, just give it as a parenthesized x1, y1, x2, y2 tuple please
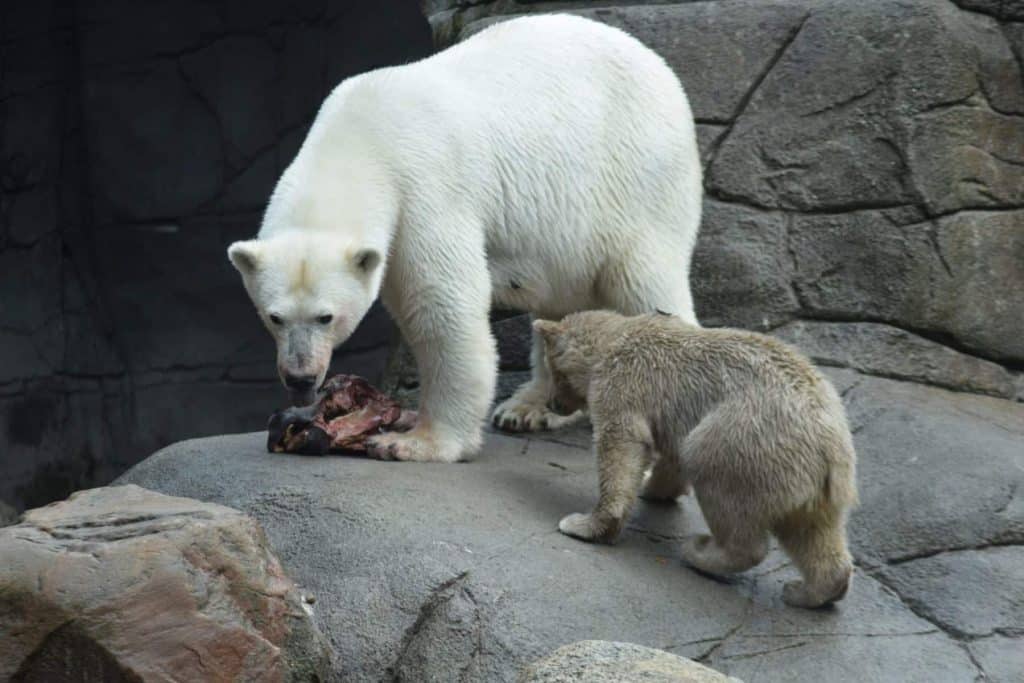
(267, 375, 416, 455)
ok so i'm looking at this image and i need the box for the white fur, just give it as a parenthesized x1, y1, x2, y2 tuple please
(228, 14, 702, 462)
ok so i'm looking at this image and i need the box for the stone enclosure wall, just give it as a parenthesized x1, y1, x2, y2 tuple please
(419, 0, 1024, 400)
(0, 1, 432, 512)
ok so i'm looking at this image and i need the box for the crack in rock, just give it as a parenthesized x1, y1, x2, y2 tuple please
(886, 538, 1024, 566)
(721, 640, 809, 661)
(712, 12, 810, 156)
(694, 621, 745, 665)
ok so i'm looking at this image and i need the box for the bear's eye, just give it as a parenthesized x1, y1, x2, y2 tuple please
(317, 314, 333, 325)
(269, 314, 284, 326)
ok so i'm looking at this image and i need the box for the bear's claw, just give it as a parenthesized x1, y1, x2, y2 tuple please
(365, 429, 463, 463)
(491, 396, 584, 433)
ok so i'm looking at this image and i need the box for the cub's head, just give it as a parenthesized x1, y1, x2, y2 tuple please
(228, 233, 384, 406)
(532, 312, 607, 414)
(534, 310, 628, 413)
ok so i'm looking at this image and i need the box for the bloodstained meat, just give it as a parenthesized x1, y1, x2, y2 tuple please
(267, 374, 416, 455)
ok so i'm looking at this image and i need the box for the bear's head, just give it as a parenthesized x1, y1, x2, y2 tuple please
(227, 233, 383, 406)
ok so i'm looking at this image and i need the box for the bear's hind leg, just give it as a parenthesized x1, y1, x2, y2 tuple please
(775, 509, 854, 608)
(596, 242, 698, 325)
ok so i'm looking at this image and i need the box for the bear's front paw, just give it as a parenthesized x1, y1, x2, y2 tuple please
(492, 395, 584, 433)
(558, 512, 618, 543)
(366, 429, 462, 463)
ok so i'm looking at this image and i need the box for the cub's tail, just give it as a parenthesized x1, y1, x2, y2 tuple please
(821, 415, 859, 512)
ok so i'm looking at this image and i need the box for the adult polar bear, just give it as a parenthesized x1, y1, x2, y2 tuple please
(228, 14, 702, 463)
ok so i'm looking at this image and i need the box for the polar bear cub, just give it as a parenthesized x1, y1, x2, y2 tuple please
(535, 311, 859, 608)
(227, 14, 702, 463)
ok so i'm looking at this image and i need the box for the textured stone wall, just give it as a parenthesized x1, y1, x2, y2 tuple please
(0, 1, 432, 511)
(422, 0, 1024, 396)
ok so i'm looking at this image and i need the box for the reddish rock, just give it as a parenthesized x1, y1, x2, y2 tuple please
(0, 485, 330, 682)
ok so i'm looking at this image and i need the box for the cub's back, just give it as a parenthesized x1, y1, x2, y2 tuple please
(604, 316, 829, 401)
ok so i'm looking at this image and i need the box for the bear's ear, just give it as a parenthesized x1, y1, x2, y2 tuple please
(228, 240, 261, 276)
(353, 248, 381, 274)
(533, 319, 564, 339)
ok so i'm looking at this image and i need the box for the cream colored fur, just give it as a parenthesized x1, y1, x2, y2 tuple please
(537, 311, 859, 609)
(227, 14, 702, 462)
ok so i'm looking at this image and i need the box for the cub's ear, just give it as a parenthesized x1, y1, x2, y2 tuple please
(227, 240, 262, 276)
(532, 319, 564, 338)
(353, 248, 381, 273)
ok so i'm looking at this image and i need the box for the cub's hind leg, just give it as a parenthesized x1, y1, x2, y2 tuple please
(641, 452, 689, 503)
(680, 494, 771, 577)
(679, 404, 772, 576)
(774, 508, 854, 608)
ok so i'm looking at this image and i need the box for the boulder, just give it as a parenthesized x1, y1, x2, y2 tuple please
(0, 484, 330, 682)
(519, 640, 741, 682)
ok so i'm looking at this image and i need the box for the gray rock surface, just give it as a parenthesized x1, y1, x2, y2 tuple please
(838, 370, 1024, 566)
(876, 547, 1024, 638)
(692, 200, 798, 330)
(968, 634, 1024, 683)
(773, 320, 1019, 399)
(519, 640, 740, 682)
(0, 484, 331, 682)
(118, 367, 1023, 682)
(931, 210, 1024, 362)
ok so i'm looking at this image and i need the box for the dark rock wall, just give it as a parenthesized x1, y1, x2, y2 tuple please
(0, 1, 433, 511)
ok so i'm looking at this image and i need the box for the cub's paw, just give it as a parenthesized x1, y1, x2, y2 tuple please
(782, 580, 821, 609)
(492, 395, 583, 433)
(782, 571, 851, 609)
(366, 429, 462, 463)
(557, 512, 619, 543)
(679, 534, 721, 575)
(558, 512, 600, 541)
